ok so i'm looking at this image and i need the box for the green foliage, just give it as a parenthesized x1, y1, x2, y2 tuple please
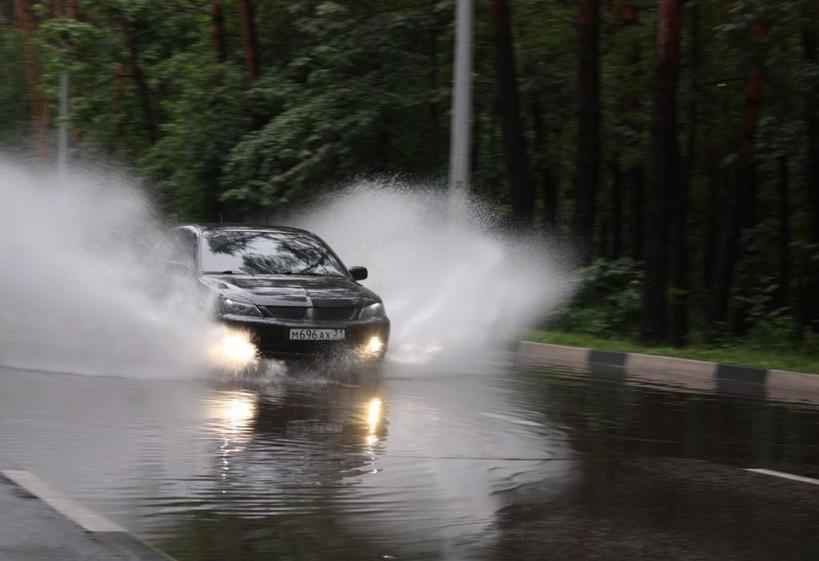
(0, 21, 30, 149)
(549, 258, 643, 338)
(37, 16, 133, 153)
(220, 1, 452, 212)
(730, 219, 794, 346)
(141, 57, 251, 220)
(4, 0, 819, 353)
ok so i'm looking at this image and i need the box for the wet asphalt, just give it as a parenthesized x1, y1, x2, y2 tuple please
(0, 356, 817, 561)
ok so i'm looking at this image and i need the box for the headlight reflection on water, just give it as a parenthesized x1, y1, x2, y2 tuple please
(223, 395, 257, 430)
(365, 397, 383, 446)
(207, 391, 258, 479)
(207, 390, 258, 432)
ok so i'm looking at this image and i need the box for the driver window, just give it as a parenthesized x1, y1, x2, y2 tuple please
(167, 229, 197, 272)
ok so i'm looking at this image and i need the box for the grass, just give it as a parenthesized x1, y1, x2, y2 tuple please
(525, 330, 819, 375)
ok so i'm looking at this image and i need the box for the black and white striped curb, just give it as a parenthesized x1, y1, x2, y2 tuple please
(1, 469, 175, 561)
(518, 341, 819, 405)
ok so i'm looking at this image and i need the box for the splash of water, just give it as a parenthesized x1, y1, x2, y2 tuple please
(0, 162, 570, 377)
(293, 181, 573, 365)
(0, 159, 216, 378)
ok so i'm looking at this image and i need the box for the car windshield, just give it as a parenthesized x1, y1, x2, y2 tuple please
(200, 230, 347, 277)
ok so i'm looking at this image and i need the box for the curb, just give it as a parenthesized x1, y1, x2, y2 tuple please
(1, 469, 175, 561)
(517, 341, 819, 405)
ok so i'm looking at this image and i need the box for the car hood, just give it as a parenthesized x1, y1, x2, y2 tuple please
(200, 274, 381, 308)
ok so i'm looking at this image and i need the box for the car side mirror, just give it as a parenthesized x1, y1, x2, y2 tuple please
(349, 266, 368, 281)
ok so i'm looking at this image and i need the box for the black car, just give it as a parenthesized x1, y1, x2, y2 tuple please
(167, 225, 389, 361)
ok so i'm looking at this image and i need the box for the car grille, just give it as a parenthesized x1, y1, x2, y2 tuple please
(263, 306, 358, 321)
(312, 307, 357, 321)
(264, 306, 307, 320)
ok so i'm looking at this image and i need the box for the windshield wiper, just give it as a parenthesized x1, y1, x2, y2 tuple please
(290, 271, 343, 277)
(234, 268, 338, 277)
(205, 265, 342, 277)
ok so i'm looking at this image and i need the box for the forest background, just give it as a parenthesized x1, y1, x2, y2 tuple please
(3, 0, 819, 366)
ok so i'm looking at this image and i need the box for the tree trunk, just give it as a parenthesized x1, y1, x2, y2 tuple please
(670, 1, 699, 346)
(212, 0, 226, 62)
(628, 164, 644, 260)
(776, 155, 791, 308)
(613, 162, 624, 259)
(235, 0, 259, 81)
(15, 0, 50, 161)
(66, 0, 76, 19)
(471, 95, 481, 179)
(531, 100, 557, 232)
(640, 0, 682, 344)
(702, 169, 721, 290)
(598, 173, 611, 258)
(4, 0, 14, 24)
(427, 5, 441, 167)
(123, 24, 158, 144)
(709, 169, 738, 332)
(701, 83, 719, 291)
(491, 0, 532, 225)
(574, 0, 601, 262)
(111, 62, 126, 121)
(802, 4, 819, 334)
(735, 22, 767, 234)
(710, 18, 767, 333)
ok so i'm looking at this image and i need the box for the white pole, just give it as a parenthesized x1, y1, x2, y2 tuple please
(57, 71, 69, 177)
(448, 0, 473, 202)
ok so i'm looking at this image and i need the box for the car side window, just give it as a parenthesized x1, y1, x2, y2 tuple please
(167, 229, 197, 272)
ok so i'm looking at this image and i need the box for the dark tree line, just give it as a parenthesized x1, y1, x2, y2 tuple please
(1, 0, 818, 347)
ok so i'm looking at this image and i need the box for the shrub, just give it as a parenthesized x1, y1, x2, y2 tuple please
(548, 258, 643, 338)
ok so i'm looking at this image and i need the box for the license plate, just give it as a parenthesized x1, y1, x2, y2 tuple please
(289, 328, 346, 341)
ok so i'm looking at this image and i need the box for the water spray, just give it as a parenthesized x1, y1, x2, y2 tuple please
(292, 181, 573, 366)
(0, 160, 216, 378)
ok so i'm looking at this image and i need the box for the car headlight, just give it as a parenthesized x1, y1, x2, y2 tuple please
(359, 302, 385, 320)
(218, 297, 262, 318)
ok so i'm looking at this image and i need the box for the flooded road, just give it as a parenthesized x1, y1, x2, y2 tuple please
(0, 359, 818, 560)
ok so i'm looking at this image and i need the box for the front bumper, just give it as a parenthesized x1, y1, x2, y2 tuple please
(220, 315, 390, 360)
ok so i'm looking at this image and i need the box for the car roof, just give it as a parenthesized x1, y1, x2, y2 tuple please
(177, 224, 314, 236)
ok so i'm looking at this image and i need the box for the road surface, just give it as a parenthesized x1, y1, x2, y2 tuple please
(0, 356, 817, 560)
